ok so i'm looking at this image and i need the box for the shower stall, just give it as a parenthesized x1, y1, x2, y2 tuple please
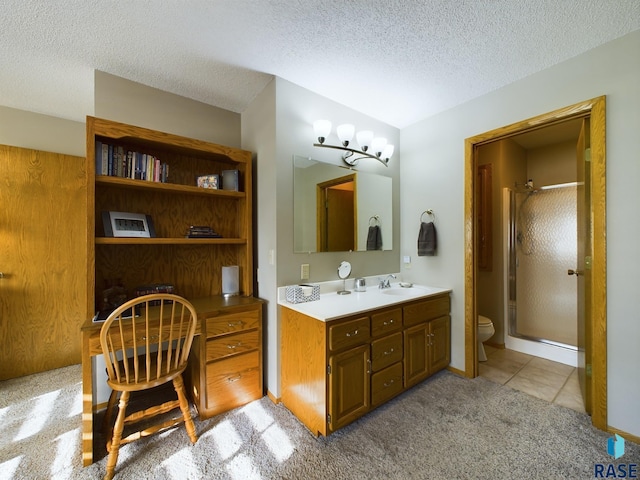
(504, 182, 578, 366)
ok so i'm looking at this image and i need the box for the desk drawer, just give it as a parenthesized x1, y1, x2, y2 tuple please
(371, 308, 402, 338)
(205, 309, 260, 338)
(329, 316, 370, 352)
(205, 351, 262, 413)
(206, 330, 259, 361)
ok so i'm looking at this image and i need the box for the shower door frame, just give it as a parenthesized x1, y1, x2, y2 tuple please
(464, 96, 607, 431)
(507, 183, 579, 350)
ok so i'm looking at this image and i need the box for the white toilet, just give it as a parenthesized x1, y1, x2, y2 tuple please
(477, 315, 495, 362)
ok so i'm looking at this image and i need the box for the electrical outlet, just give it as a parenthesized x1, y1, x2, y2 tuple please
(301, 263, 310, 280)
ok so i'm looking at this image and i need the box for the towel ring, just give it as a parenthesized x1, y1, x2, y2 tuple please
(420, 209, 436, 224)
(369, 215, 381, 226)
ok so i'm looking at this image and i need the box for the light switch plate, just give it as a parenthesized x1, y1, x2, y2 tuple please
(301, 263, 310, 280)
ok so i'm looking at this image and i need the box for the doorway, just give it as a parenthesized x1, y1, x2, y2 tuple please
(317, 174, 357, 252)
(464, 97, 607, 430)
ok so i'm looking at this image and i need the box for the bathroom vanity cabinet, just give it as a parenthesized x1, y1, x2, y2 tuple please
(280, 292, 450, 436)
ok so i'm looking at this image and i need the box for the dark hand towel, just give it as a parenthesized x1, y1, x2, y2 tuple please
(366, 225, 383, 250)
(417, 221, 437, 256)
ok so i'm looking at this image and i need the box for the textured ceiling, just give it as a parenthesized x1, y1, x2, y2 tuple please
(1, 1, 639, 128)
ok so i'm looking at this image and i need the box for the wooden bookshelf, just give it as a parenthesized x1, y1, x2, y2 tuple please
(86, 116, 254, 317)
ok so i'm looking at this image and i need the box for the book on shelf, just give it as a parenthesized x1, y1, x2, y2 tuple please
(95, 140, 169, 183)
(92, 305, 140, 323)
(134, 283, 176, 306)
(186, 225, 222, 238)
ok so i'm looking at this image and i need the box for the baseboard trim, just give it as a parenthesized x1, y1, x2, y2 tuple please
(608, 426, 640, 445)
(447, 365, 468, 378)
(266, 390, 280, 404)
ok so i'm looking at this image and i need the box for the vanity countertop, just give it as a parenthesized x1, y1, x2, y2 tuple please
(277, 284, 451, 322)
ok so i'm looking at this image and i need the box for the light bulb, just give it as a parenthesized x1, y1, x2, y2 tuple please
(371, 137, 388, 157)
(313, 120, 332, 144)
(336, 124, 355, 147)
(356, 130, 373, 152)
(382, 144, 394, 160)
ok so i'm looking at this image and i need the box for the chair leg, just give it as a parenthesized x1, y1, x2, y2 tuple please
(102, 389, 118, 437)
(173, 375, 198, 444)
(104, 390, 130, 480)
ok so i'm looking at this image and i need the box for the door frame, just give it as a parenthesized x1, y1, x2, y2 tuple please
(463, 96, 607, 430)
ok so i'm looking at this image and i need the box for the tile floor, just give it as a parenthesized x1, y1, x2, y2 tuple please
(479, 345, 585, 413)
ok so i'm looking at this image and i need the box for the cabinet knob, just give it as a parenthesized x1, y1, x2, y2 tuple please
(345, 329, 359, 337)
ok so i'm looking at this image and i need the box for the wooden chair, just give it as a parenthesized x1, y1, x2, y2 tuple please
(99, 294, 199, 480)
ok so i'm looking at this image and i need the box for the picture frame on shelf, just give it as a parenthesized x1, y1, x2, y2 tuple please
(197, 174, 219, 189)
(102, 211, 156, 238)
(221, 169, 239, 191)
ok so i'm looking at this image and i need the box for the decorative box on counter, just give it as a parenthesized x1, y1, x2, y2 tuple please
(285, 283, 320, 304)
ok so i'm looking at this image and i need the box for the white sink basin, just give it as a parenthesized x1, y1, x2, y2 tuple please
(380, 287, 417, 296)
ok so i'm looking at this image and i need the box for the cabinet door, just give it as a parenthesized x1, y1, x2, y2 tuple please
(404, 323, 429, 388)
(429, 316, 451, 374)
(328, 344, 370, 432)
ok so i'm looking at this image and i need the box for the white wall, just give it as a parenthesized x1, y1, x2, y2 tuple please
(243, 77, 400, 398)
(241, 79, 278, 398)
(0, 105, 85, 156)
(95, 71, 241, 147)
(401, 30, 640, 437)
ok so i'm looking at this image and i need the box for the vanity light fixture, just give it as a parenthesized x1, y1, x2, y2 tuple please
(313, 120, 394, 167)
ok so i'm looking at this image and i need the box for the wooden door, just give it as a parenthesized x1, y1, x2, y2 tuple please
(326, 188, 355, 251)
(328, 344, 370, 431)
(576, 119, 592, 413)
(0, 145, 87, 380)
(428, 316, 451, 374)
(317, 174, 356, 252)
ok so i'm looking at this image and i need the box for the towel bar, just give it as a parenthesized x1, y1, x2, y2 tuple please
(420, 209, 436, 224)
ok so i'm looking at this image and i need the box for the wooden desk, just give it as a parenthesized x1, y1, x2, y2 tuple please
(81, 295, 263, 466)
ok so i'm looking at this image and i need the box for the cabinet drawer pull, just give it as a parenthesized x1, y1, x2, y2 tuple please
(383, 319, 395, 326)
(140, 335, 158, 341)
(227, 341, 243, 349)
(383, 348, 395, 356)
(345, 329, 359, 337)
(383, 379, 395, 388)
(228, 321, 245, 328)
(227, 374, 242, 383)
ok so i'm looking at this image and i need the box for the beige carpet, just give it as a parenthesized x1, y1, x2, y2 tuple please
(1, 364, 637, 479)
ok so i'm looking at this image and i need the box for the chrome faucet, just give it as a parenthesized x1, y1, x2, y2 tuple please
(378, 274, 396, 289)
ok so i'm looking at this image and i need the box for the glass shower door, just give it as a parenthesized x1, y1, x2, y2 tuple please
(508, 184, 577, 348)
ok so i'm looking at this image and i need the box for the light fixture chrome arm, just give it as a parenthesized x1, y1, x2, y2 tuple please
(312, 143, 390, 167)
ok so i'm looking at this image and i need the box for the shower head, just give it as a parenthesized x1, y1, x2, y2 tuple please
(515, 179, 538, 194)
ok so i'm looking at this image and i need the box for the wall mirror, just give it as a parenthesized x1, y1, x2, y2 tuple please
(293, 155, 393, 253)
